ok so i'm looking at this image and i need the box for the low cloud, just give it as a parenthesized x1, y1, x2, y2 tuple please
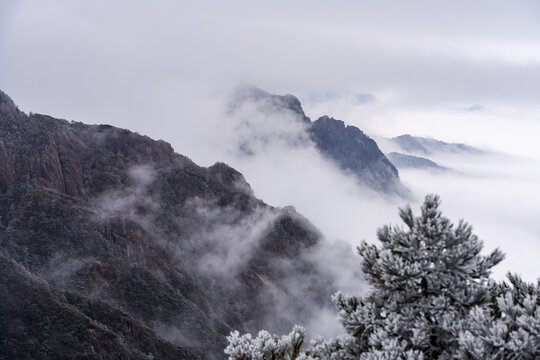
(182, 198, 281, 277)
(168, 89, 540, 284)
(397, 152, 540, 281)
(90, 164, 159, 228)
(41, 254, 94, 288)
(85, 160, 365, 341)
(176, 196, 365, 339)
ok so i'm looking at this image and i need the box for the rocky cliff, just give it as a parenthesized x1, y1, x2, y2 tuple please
(0, 90, 336, 360)
(309, 116, 404, 194)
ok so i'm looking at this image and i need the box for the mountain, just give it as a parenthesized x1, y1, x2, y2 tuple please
(0, 90, 343, 359)
(229, 85, 311, 123)
(230, 86, 406, 196)
(387, 152, 447, 171)
(389, 134, 482, 156)
(309, 116, 405, 194)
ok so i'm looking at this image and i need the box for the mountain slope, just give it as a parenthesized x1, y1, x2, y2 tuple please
(309, 116, 404, 194)
(0, 250, 201, 360)
(389, 134, 482, 156)
(0, 90, 338, 359)
(387, 152, 447, 171)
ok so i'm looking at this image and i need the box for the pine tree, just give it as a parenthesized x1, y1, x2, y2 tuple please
(326, 194, 505, 359)
(458, 274, 540, 359)
(224, 195, 540, 359)
(224, 325, 305, 360)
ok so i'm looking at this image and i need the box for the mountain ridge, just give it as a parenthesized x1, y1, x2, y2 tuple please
(0, 90, 341, 359)
(387, 152, 447, 172)
(229, 86, 407, 196)
(309, 115, 405, 194)
(390, 134, 482, 156)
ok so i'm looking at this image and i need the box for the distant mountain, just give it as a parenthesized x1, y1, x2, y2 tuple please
(387, 152, 447, 171)
(390, 134, 482, 156)
(230, 86, 407, 196)
(229, 85, 311, 123)
(0, 90, 344, 359)
(310, 116, 406, 195)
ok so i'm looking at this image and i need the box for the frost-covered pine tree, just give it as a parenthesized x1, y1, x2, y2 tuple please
(322, 194, 505, 359)
(225, 325, 305, 360)
(458, 274, 540, 359)
(225, 195, 513, 359)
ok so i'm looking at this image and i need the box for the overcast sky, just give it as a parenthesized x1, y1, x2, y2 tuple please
(1, 1, 539, 280)
(2, 1, 540, 129)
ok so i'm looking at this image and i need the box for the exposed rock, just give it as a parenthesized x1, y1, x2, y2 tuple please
(230, 85, 310, 123)
(0, 90, 25, 121)
(309, 116, 405, 195)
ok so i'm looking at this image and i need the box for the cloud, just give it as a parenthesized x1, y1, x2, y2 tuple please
(41, 254, 94, 288)
(396, 152, 540, 281)
(86, 161, 366, 340)
(90, 164, 160, 229)
(171, 89, 540, 283)
(182, 198, 281, 277)
(465, 104, 484, 112)
(306, 97, 540, 158)
(2, 0, 540, 135)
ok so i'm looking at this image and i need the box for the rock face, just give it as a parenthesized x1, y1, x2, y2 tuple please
(0, 91, 335, 359)
(309, 116, 404, 194)
(230, 85, 311, 123)
(390, 134, 482, 156)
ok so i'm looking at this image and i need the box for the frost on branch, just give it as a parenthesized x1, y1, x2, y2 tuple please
(224, 325, 305, 360)
(458, 274, 540, 359)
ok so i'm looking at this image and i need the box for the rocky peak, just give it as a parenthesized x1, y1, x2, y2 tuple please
(315, 115, 344, 128)
(0, 90, 24, 121)
(313, 116, 368, 138)
(230, 85, 310, 123)
(309, 115, 406, 194)
(277, 94, 309, 122)
(208, 162, 254, 196)
(227, 88, 408, 196)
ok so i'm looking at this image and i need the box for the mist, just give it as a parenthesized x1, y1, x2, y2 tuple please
(306, 95, 540, 281)
(84, 160, 364, 342)
(1, 0, 538, 323)
(397, 153, 540, 280)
